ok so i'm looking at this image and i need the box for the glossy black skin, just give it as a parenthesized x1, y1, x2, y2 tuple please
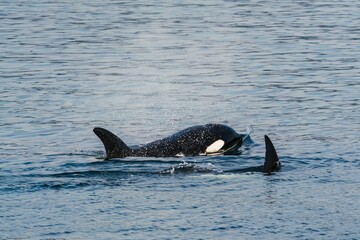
(131, 124, 243, 157)
(93, 124, 244, 159)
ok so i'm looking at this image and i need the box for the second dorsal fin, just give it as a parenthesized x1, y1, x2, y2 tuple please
(263, 135, 280, 173)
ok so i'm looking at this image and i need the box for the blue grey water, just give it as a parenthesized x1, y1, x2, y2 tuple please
(1, 0, 359, 239)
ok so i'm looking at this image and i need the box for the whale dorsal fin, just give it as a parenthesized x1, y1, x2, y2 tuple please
(93, 127, 131, 159)
(263, 135, 281, 173)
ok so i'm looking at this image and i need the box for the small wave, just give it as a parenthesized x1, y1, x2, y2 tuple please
(52, 169, 145, 178)
(158, 161, 222, 174)
(242, 125, 254, 145)
(46, 150, 103, 157)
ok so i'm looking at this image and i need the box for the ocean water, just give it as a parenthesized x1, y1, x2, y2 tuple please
(1, 0, 360, 239)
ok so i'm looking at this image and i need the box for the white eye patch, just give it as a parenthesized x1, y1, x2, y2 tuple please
(205, 140, 225, 154)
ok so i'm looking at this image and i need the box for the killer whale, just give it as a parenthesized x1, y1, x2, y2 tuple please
(93, 124, 280, 173)
(93, 124, 245, 159)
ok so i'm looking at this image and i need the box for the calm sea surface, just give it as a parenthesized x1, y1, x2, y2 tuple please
(1, 0, 360, 239)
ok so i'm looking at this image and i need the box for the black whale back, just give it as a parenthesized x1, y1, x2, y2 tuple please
(133, 124, 241, 157)
(93, 124, 241, 158)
